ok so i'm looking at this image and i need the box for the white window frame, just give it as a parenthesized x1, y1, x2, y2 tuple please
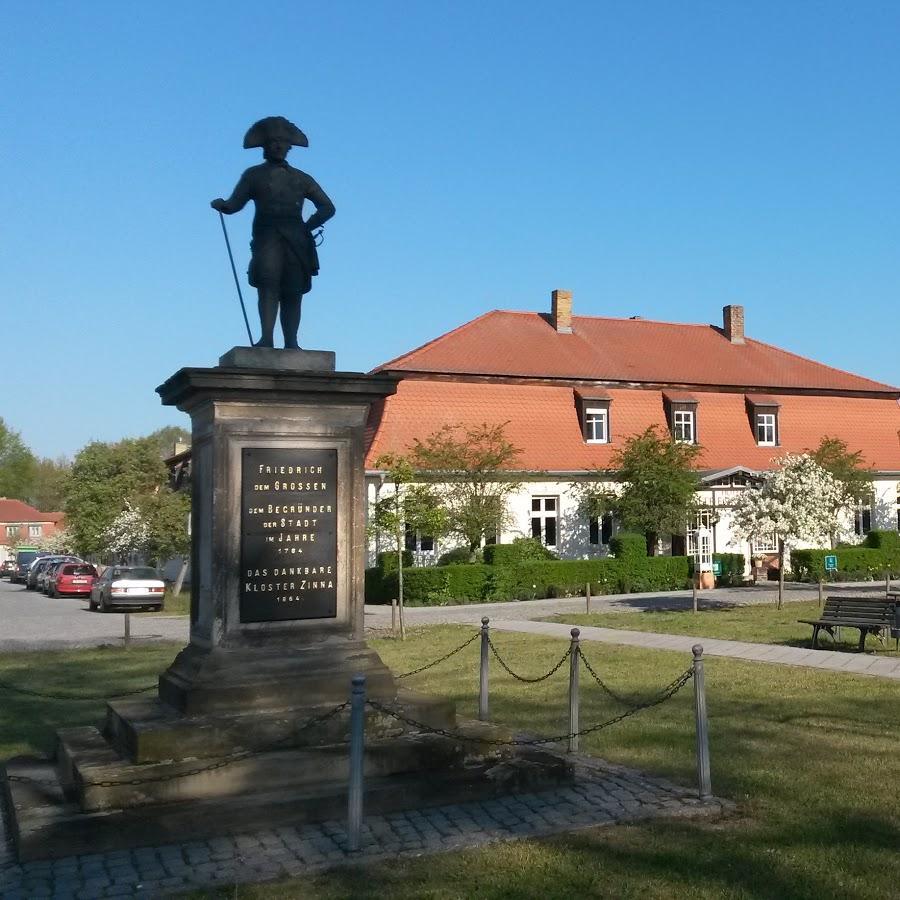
(530, 496, 558, 548)
(584, 407, 608, 444)
(6, 525, 18, 539)
(687, 511, 713, 557)
(756, 413, 776, 446)
(28, 525, 42, 538)
(673, 410, 695, 444)
(854, 503, 872, 536)
(751, 532, 778, 553)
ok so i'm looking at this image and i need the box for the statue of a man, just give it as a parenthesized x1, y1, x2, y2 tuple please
(211, 116, 335, 349)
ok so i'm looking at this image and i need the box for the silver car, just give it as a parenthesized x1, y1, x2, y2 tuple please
(89, 566, 166, 612)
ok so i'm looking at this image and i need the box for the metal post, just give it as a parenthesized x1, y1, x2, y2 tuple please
(568, 628, 580, 753)
(692, 644, 712, 800)
(347, 674, 366, 852)
(885, 571, 891, 599)
(479, 617, 490, 722)
(692, 580, 698, 613)
(818, 580, 824, 609)
(586, 582, 592, 614)
(123, 613, 131, 648)
(391, 598, 397, 637)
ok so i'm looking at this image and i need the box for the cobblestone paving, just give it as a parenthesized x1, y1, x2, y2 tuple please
(0, 758, 727, 898)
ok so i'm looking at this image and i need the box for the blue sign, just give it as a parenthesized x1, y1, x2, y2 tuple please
(824, 555, 838, 572)
(712, 561, 722, 576)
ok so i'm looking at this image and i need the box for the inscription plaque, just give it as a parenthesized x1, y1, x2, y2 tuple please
(240, 447, 338, 623)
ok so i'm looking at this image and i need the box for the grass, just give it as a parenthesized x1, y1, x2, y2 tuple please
(3, 628, 900, 897)
(543, 600, 900, 655)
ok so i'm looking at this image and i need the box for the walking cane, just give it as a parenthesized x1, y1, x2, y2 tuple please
(217, 211, 254, 345)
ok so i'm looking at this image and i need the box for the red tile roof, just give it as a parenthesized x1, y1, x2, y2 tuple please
(374, 311, 898, 394)
(0, 499, 54, 523)
(365, 380, 900, 473)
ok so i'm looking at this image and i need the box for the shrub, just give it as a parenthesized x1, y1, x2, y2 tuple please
(437, 547, 474, 566)
(711, 553, 746, 586)
(380, 564, 493, 606)
(791, 546, 900, 582)
(608, 532, 647, 561)
(376, 550, 414, 572)
(365, 567, 390, 603)
(864, 530, 900, 552)
(483, 538, 558, 566)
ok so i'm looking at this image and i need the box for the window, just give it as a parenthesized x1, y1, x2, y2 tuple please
(673, 410, 695, 444)
(752, 533, 778, 553)
(5, 525, 17, 540)
(531, 496, 558, 548)
(404, 525, 434, 553)
(756, 413, 776, 446)
(28, 525, 42, 538)
(687, 511, 713, 557)
(584, 408, 608, 443)
(588, 514, 613, 546)
(854, 504, 872, 536)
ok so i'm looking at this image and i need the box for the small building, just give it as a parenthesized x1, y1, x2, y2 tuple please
(364, 291, 900, 572)
(0, 499, 65, 563)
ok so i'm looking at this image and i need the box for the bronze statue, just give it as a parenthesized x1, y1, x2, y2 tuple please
(212, 117, 335, 349)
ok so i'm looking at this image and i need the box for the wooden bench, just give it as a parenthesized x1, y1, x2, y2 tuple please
(799, 596, 900, 651)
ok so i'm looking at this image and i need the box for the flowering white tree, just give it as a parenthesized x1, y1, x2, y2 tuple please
(731, 454, 846, 608)
(99, 501, 151, 562)
(34, 527, 74, 554)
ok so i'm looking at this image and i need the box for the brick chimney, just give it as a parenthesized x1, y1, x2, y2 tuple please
(723, 304, 745, 344)
(551, 289, 573, 334)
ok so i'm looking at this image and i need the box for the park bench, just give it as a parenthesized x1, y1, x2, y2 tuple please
(799, 595, 900, 651)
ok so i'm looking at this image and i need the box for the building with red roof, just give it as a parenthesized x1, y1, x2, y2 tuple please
(0, 499, 66, 563)
(365, 291, 900, 568)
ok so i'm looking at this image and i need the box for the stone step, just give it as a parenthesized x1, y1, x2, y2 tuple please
(57, 725, 466, 812)
(5, 742, 573, 862)
(104, 688, 456, 763)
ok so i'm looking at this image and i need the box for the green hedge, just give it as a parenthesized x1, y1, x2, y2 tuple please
(864, 530, 900, 552)
(377, 550, 414, 573)
(790, 546, 900, 582)
(366, 555, 692, 605)
(608, 532, 647, 561)
(483, 539, 557, 566)
(706, 553, 746, 586)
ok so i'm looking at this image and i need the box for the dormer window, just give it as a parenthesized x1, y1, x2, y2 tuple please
(746, 395, 780, 447)
(575, 391, 612, 444)
(664, 392, 699, 445)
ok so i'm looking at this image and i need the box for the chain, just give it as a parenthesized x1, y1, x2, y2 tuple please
(396, 631, 480, 679)
(367, 668, 692, 747)
(0, 678, 157, 702)
(5, 702, 349, 790)
(487, 635, 571, 683)
(578, 652, 641, 706)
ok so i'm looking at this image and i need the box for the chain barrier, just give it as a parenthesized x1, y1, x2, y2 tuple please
(578, 652, 641, 706)
(0, 678, 157, 702)
(396, 631, 480, 679)
(367, 666, 692, 747)
(487, 635, 571, 683)
(4, 702, 350, 790)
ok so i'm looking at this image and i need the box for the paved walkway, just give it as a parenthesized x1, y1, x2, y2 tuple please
(0, 758, 726, 898)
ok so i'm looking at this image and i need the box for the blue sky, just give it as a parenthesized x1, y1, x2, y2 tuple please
(4, 1, 899, 459)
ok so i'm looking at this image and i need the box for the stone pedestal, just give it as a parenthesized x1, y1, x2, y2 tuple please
(2, 350, 572, 862)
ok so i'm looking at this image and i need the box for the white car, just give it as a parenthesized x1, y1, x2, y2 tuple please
(89, 566, 166, 612)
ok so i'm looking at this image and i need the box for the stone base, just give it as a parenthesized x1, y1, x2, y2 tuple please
(218, 346, 335, 371)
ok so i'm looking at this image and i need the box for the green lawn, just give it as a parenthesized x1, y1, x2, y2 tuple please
(3, 630, 899, 898)
(544, 600, 900, 655)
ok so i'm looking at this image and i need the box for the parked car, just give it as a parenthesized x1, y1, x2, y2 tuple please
(48, 562, 98, 598)
(27, 555, 80, 591)
(11, 548, 45, 584)
(89, 566, 166, 612)
(0, 559, 15, 578)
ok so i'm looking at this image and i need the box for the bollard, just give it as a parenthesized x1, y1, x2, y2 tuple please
(692, 580, 698, 614)
(479, 617, 490, 721)
(692, 644, 712, 800)
(568, 628, 580, 753)
(886, 571, 891, 599)
(347, 674, 366, 852)
(586, 582, 592, 614)
(818, 580, 824, 609)
(391, 598, 397, 637)
(124, 613, 131, 649)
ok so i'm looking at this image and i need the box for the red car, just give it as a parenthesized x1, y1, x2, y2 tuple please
(49, 563, 98, 597)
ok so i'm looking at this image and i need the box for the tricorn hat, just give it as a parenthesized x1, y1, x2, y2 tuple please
(243, 116, 309, 149)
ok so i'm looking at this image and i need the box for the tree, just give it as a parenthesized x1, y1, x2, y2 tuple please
(29, 456, 71, 511)
(145, 425, 191, 459)
(142, 488, 191, 565)
(809, 437, 874, 540)
(370, 453, 447, 639)
(578, 426, 702, 555)
(409, 423, 524, 553)
(731, 454, 845, 608)
(99, 501, 151, 561)
(65, 438, 169, 556)
(34, 527, 74, 554)
(0, 418, 37, 501)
